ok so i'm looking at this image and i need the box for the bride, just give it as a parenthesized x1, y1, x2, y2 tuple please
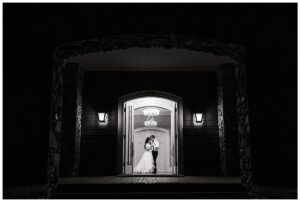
(133, 137, 155, 173)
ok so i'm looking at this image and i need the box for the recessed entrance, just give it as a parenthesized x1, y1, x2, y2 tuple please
(118, 92, 183, 175)
(50, 34, 250, 192)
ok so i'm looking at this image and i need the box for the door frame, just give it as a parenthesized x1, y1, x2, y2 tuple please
(117, 90, 184, 175)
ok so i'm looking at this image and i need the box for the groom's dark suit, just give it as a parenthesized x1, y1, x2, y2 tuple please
(151, 139, 159, 173)
(152, 151, 158, 173)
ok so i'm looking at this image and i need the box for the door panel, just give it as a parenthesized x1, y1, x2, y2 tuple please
(124, 103, 134, 174)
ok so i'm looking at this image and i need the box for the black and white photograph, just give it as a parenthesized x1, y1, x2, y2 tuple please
(2, 1, 298, 199)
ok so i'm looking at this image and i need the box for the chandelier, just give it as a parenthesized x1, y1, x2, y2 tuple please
(143, 108, 160, 116)
(144, 116, 158, 127)
(143, 108, 160, 127)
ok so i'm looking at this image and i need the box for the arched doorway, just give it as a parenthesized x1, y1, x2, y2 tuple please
(117, 91, 183, 175)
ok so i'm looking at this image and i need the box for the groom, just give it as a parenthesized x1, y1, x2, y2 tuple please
(150, 135, 159, 174)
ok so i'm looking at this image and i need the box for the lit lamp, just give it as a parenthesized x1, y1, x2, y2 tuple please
(195, 113, 203, 123)
(98, 112, 107, 123)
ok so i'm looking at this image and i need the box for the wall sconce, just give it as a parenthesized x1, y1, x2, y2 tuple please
(195, 113, 203, 123)
(98, 112, 107, 123)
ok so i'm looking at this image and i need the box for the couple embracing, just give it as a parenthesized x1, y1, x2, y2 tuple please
(133, 135, 159, 174)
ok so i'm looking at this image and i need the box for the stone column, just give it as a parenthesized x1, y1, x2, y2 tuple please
(60, 63, 82, 176)
(217, 63, 240, 176)
(235, 63, 253, 185)
(47, 53, 64, 196)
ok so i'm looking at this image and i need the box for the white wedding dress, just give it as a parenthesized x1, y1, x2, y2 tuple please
(133, 143, 155, 173)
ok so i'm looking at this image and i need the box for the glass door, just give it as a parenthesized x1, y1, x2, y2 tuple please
(123, 97, 178, 175)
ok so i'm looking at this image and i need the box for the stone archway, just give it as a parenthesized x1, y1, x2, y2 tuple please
(47, 34, 252, 195)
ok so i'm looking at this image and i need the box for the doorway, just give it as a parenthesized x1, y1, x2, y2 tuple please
(119, 94, 182, 175)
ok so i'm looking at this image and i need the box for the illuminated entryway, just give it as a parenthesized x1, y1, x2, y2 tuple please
(118, 92, 183, 175)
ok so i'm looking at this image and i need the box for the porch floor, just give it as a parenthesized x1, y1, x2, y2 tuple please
(58, 175, 241, 184)
(53, 176, 249, 199)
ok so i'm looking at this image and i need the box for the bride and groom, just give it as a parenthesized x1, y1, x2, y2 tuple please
(133, 135, 159, 174)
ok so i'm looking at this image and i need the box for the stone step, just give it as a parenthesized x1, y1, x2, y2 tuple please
(52, 183, 250, 199)
(52, 191, 250, 199)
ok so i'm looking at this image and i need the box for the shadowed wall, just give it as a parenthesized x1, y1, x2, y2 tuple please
(80, 71, 220, 176)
